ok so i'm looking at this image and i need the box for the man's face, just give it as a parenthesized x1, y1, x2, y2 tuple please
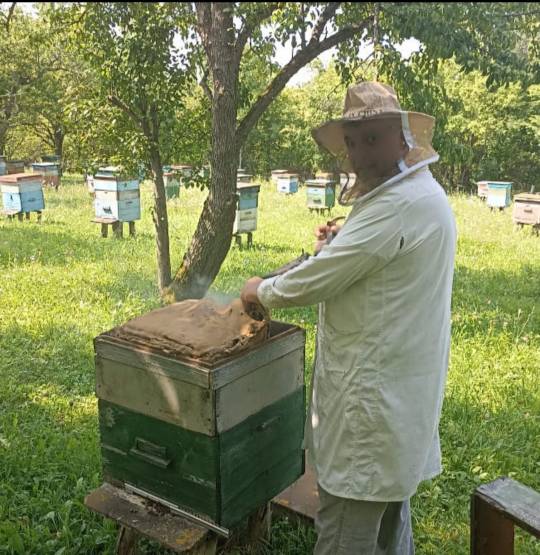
(343, 117, 407, 182)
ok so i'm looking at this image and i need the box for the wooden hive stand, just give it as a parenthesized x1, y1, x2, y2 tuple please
(93, 217, 136, 238)
(85, 483, 273, 555)
(233, 231, 254, 249)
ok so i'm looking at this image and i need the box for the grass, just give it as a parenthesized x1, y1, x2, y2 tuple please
(0, 175, 539, 554)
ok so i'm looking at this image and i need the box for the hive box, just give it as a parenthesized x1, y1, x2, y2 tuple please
(305, 179, 336, 210)
(0, 173, 44, 213)
(94, 319, 305, 530)
(31, 162, 60, 189)
(6, 160, 25, 174)
(271, 169, 288, 183)
(513, 193, 540, 226)
(477, 181, 489, 199)
(94, 189, 141, 221)
(93, 167, 141, 222)
(163, 172, 181, 199)
(486, 181, 512, 209)
(0, 156, 6, 176)
(233, 183, 260, 234)
(277, 174, 299, 194)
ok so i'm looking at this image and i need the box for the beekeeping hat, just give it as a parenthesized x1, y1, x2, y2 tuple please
(312, 81, 439, 176)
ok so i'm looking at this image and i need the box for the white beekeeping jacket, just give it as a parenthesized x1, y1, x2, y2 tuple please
(257, 165, 457, 501)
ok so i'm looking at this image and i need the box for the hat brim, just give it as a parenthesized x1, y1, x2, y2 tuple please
(312, 111, 437, 173)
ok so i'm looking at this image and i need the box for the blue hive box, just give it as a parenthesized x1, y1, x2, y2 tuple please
(0, 173, 45, 213)
(277, 174, 299, 194)
(486, 182, 512, 209)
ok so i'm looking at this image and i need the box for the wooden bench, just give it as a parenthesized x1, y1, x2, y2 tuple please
(2, 209, 42, 222)
(92, 217, 136, 238)
(471, 477, 540, 554)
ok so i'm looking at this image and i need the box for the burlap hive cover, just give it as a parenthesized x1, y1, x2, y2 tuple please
(110, 298, 269, 365)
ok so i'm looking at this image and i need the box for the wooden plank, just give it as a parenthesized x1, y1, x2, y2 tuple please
(210, 326, 305, 389)
(272, 460, 318, 526)
(85, 483, 212, 553)
(474, 478, 540, 539)
(95, 338, 211, 388)
(96, 356, 216, 436)
(99, 400, 220, 521)
(216, 348, 304, 433)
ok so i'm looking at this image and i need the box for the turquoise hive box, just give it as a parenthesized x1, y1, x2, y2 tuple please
(486, 181, 512, 209)
(305, 178, 336, 211)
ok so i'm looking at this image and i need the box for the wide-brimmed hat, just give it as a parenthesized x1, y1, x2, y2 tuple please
(312, 82, 438, 174)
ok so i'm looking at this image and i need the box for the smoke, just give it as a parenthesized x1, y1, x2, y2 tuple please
(191, 273, 236, 305)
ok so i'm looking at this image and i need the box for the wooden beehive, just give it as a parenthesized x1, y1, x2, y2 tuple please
(477, 181, 489, 199)
(94, 317, 305, 530)
(513, 193, 540, 227)
(486, 182, 512, 209)
(305, 178, 336, 210)
(31, 162, 60, 189)
(271, 169, 288, 184)
(0, 156, 6, 176)
(234, 183, 260, 234)
(93, 167, 141, 222)
(276, 173, 299, 194)
(6, 160, 25, 174)
(0, 173, 45, 213)
(163, 171, 181, 199)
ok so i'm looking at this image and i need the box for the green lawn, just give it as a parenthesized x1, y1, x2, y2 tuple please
(0, 176, 539, 554)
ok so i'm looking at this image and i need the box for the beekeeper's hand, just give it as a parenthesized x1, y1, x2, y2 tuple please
(240, 277, 265, 319)
(313, 222, 342, 254)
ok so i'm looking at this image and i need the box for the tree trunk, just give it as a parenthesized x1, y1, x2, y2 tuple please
(149, 143, 173, 294)
(54, 127, 64, 175)
(166, 3, 239, 302)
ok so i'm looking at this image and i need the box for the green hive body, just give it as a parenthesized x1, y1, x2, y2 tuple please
(94, 320, 306, 530)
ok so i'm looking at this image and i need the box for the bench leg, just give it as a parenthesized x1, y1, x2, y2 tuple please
(128, 221, 136, 237)
(235, 234, 242, 248)
(17, 212, 24, 222)
(247, 232, 253, 248)
(471, 493, 514, 554)
(101, 223, 108, 238)
(25, 212, 30, 220)
(115, 526, 140, 555)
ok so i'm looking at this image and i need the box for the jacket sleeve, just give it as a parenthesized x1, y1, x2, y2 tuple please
(257, 199, 403, 309)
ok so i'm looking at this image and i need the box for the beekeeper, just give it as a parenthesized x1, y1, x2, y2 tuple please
(241, 81, 457, 555)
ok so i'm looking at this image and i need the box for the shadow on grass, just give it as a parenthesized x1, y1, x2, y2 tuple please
(0, 224, 156, 270)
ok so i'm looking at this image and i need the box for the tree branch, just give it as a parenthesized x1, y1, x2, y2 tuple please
(236, 16, 373, 145)
(310, 2, 340, 44)
(234, 3, 280, 67)
(4, 2, 16, 32)
(107, 94, 144, 131)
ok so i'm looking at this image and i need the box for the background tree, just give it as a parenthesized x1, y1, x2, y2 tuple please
(67, 2, 196, 294)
